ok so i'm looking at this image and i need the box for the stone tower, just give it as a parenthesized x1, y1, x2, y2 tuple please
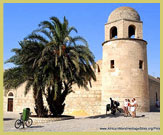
(101, 7, 150, 113)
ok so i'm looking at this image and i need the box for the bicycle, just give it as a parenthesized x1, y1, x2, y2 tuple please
(15, 108, 33, 129)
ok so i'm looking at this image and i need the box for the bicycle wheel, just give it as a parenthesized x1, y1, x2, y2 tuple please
(15, 119, 22, 129)
(25, 118, 33, 127)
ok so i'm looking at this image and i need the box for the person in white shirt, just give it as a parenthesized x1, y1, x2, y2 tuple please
(123, 99, 128, 117)
(130, 99, 136, 118)
(133, 98, 137, 105)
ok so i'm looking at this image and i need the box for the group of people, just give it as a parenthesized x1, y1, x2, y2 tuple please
(123, 98, 138, 118)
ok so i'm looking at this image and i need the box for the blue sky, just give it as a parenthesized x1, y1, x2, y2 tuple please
(4, 3, 160, 77)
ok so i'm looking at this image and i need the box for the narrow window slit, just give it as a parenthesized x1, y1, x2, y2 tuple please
(139, 60, 143, 69)
(111, 60, 114, 69)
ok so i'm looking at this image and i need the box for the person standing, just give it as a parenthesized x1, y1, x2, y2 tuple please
(130, 99, 136, 118)
(123, 99, 128, 117)
(127, 99, 131, 116)
(133, 98, 138, 116)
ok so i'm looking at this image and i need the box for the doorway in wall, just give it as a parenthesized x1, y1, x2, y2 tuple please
(7, 98, 13, 112)
(7, 92, 14, 112)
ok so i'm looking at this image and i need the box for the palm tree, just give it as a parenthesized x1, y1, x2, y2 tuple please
(4, 16, 96, 116)
(4, 41, 48, 117)
(24, 16, 96, 116)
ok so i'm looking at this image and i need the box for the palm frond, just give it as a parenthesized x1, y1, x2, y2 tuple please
(25, 33, 49, 44)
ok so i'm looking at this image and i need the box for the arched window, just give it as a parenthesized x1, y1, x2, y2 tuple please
(128, 25, 136, 38)
(110, 26, 117, 39)
(8, 92, 13, 97)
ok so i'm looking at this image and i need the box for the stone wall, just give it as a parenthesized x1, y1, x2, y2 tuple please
(101, 39, 149, 113)
(63, 60, 102, 116)
(148, 75, 160, 111)
(3, 73, 160, 116)
(3, 83, 35, 114)
(3, 83, 48, 114)
(3, 60, 103, 116)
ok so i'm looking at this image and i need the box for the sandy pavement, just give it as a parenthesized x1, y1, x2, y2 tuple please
(3, 112, 160, 132)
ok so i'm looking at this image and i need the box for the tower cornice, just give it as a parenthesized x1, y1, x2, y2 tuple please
(105, 19, 143, 25)
(102, 38, 147, 46)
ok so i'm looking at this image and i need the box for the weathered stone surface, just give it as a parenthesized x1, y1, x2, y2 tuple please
(108, 7, 141, 23)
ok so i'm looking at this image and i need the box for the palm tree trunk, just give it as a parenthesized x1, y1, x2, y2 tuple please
(33, 85, 46, 117)
(46, 87, 57, 116)
(46, 81, 70, 117)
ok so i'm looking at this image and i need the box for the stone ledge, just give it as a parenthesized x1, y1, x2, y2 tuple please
(31, 116, 75, 125)
(102, 38, 147, 46)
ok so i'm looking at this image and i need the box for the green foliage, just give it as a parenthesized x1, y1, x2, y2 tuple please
(4, 16, 96, 116)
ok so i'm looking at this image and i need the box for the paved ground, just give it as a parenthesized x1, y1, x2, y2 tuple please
(3, 112, 160, 132)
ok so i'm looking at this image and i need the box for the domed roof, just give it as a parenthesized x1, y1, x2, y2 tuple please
(108, 6, 140, 23)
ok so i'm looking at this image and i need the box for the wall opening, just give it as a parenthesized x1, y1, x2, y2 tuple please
(110, 60, 114, 69)
(7, 92, 14, 112)
(156, 92, 160, 108)
(8, 92, 13, 96)
(97, 65, 100, 72)
(128, 25, 136, 38)
(156, 92, 158, 101)
(110, 26, 117, 39)
(139, 60, 143, 69)
(7, 98, 13, 112)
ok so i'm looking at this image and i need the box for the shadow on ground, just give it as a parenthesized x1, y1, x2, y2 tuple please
(17, 126, 44, 130)
(136, 115, 145, 118)
(85, 113, 146, 119)
(86, 113, 124, 119)
(29, 126, 44, 128)
(150, 107, 160, 112)
(3, 118, 16, 121)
